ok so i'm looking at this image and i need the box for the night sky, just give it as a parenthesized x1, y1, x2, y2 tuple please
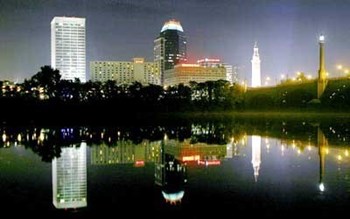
(1, 0, 350, 85)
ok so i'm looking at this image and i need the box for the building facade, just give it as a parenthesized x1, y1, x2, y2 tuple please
(163, 64, 226, 87)
(197, 58, 237, 84)
(51, 17, 86, 82)
(90, 58, 161, 85)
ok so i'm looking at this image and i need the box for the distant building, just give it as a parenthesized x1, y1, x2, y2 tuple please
(251, 42, 261, 87)
(197, 58, 236, 84)
(154, 19, 187, 84)
(90, 58, 161, 85)
(51, 17, 86, 82)
(163, 64, 226, 87)
(52, 142, 87, 209)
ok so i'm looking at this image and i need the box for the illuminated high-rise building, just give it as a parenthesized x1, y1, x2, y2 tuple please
(154, 19, 187, 84)
(251, 136, 261, 182)
(51, 17, 86, 82)
(251, 42, 261, 87)
(52, 142, 87, 209)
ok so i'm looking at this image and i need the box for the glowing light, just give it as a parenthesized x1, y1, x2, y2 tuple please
(134, 160, 145, 167)
(337, 65, 343, 70)
(2, 133, 6, 142)
(337, 155, 342, 161)
(162, 191, 185, 205)
(345, 150, 349, 157)
(319, 35, 325, 42)
(17, 134, 22, 142)
(198, 160, 221, 166)
(161, 19, 184, 32)
(182, 155, 200, 162)
(319, 183, 325, 192)
(197, 58, 221, 63)
(177, 64, 200, 67)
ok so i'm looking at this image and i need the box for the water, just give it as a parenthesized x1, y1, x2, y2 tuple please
(1, 118, 350, 218)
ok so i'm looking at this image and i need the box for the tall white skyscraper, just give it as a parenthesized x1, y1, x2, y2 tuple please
(251, 135, 261, 182)
(251, 42, 261, 87)
(52, 142, 87, 209)
(51, 17, 86, 82)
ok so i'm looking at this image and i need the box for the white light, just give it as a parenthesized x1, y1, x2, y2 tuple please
(319, 183, 325, 192)
(319, 35, 325, 42)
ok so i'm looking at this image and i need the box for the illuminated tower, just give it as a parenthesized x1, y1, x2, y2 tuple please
(154, 19, 187, 84)
(317, 35, 327, 99)
(52, 142, 87, 209)
(251, 135, 261, 182)
(251, 42, 261, 87)
(51, 17, 86, 82)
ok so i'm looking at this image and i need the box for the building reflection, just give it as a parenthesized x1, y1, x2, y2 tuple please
(251, 136, 261, 182)
(52, 142, 87, 209)
(155, 140, 187, 205)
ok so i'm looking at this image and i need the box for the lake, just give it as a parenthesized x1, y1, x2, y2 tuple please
(1, 116, 350, 218)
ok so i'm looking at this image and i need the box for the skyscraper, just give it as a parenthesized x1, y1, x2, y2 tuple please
(251, 42, 261, 87)
(154, 19, 187, 84)
(51, 17, 86, 82)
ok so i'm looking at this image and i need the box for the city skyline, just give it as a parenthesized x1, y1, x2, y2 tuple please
(1, 0, 350, 85)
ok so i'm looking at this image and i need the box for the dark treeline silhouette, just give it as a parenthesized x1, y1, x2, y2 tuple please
(0, 66, 245, 122)
(1, 66, 350, 124)
(1, 116, 349, 162)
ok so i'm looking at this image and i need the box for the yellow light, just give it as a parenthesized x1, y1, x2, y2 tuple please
(337, 155, 342, 161)
(345, 150, 349, 157)
(17, 134, 22, 142)
(2, 133, 6, 142)
(344, 69, 349, 74)
(337, 65, 343, 70)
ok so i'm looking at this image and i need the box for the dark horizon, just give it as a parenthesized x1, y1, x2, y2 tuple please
(1, 0, 350, 85)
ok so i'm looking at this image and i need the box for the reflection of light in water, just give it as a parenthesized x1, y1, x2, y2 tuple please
(17, 134, 22, 142)
(319, 183, 325, 192)
(2, 133, 6, 142)
(251, 136, 261, 182)
(162, 191, 185, 205)
(337, 155, 342, 161)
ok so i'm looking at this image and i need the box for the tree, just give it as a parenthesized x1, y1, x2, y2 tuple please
(30, 65, 61, 99)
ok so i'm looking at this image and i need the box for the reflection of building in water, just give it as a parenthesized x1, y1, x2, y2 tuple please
(165, 139, 226, 166)
(91, 140, 161, 166)
(317, 127, 328, 192)
(52, 142, 87, 209)
(251, 136, 261, 182)
(155, 141, 187, 205)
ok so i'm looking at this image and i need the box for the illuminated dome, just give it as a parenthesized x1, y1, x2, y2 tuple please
(162, 190, 185, 204)
(161, 19, 184, 32)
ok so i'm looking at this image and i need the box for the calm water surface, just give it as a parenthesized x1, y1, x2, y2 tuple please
(0, 118, 350, 218)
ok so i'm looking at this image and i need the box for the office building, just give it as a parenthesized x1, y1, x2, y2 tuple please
(51, 17, 86, 82)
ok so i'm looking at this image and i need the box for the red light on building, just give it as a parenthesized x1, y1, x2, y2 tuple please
(198, 160, 221, 166)
(134, 160, 145, 167)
